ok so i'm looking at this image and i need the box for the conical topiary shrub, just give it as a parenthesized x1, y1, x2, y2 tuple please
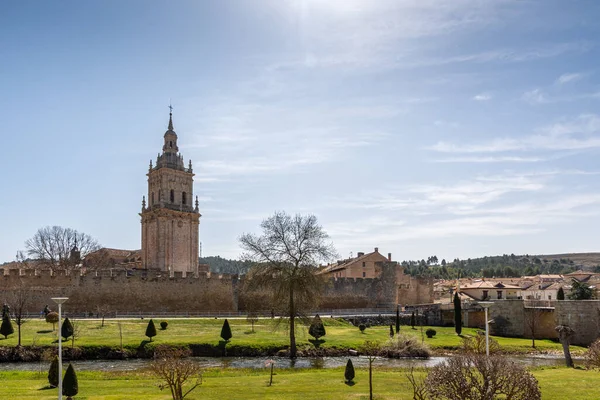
(309, 314, 326, 340)
(61, 317, 74, 341)
(62, 363, 79, 399)
(145, 319, 157, 342)
(221, 319, 232, 342)
(0, 315, 14, 339)
(344, 359, 355, 383)
(48, 356, 59, 388)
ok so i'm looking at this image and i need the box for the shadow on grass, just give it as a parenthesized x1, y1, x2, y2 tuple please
(37, 330, 53, 334)
(38, 385, 55, 391)
(344, 381, 356, 387)
(244, 330, 257, 335)
(309, 339, 325, 348)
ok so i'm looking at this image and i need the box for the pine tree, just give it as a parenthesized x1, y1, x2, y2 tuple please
(344, 359, 355, 383)
(48, 356, 59, 388)
(145, 319, 157, 342)
(395, 305, 400, 334)
(0, 315, 14, 339)
(220, 319, 232, 342)
(410, 311, 416, 329)
(309, 314, 326, 340)
(454, 292, 462, 335)
(62, 363, 79, 399)
(557, 287, 565, 300)
(61, 317, 74, 341)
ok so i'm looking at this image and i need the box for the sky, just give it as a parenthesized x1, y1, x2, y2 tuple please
(2, 0, 600, 264)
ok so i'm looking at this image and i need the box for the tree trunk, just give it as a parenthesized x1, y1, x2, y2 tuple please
(18, 324, 22, 347)
(560, 340, 574, 368)
(289, 286, 296, 359)
(369, 358, 373, 400)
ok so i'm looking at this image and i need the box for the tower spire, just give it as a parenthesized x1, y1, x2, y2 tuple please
(168, 102, 174, 131)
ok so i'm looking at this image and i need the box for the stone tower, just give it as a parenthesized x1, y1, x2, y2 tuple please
(140, 111, 201, 274)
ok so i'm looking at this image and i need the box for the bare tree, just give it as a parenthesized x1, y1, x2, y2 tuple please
(556, 325, 576, 368)
(9, 280, 30, 347)
(425, 354, 541, 399)
(25, 226, 100, 272)
(239, 212, 337, 359)
(96, 304, 111, 327)
(150, 346, 202, 400)
(524, 298, 544, 349)
(70, 319, 83, 349)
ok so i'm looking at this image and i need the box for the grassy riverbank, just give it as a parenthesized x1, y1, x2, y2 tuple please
(0, 366, 598, 399)
(0, 317, 585, 356)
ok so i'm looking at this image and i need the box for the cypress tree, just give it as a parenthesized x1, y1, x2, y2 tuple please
(557, 287, 565, 300)
(62, 363, 79, 399)
(145, 319, 157, 341)
(220, 319, 232, 342)
(0, 315, 14, 339)
(309, 314, 326, 340)
(61, 317, 74, 341)
(395, 305, 400, 334)
(410, 311, 416, 329)
(48, 356, 59, 388)
(454, 292, 462, 335)
(344, 359, 355, 383)
(389, 324, 394, 338)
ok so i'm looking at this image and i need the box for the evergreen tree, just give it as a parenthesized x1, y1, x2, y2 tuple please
(308, 314, 326, 340)
(48, 356, 59, 388)
(344, 359, 355, 383)
(395, 305, 400, 334)
(454, 292, 462, 335)
(557, 287, 565, 300)
(62, 363, 79, 399)
(61, 317, 74, 341)
(568, 279, 594, 300)
(410, 311, 416, 329)
(145, 319, 157, 342)
(0, 315, 14, 339)
(220, 319, 232, 342)
(389, 324, 394, 338)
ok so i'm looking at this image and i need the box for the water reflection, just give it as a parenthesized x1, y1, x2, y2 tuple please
(0, 355, 571, 372)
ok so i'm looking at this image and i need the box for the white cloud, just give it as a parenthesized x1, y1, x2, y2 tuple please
(473, 93, 492, 101)
(556, 72, 583, 85)
(433, 156, 543, 163)
(522, 88, 548, 104)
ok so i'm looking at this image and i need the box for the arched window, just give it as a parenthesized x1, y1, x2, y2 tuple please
(182, 192, 187, 205)
(169, 141, 173, 148)
(170, 189, 175, 203)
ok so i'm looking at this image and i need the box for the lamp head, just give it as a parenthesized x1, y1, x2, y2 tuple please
(51, 297, 69, 305)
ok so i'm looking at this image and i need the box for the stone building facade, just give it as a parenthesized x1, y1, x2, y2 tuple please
(140, 112, 201, 273)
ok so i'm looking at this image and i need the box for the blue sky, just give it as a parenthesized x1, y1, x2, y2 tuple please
(2, 0, 600, 263)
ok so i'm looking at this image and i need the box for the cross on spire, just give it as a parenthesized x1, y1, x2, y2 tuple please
(168, 101, 174, 131)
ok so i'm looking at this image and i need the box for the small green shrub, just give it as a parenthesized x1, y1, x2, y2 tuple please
(62, 363, 79, 398)
(160, 321, 168, 330)
(221, 319, 232, 342)
(359, 324, 366, 333)
(0, 315, 14, 339)
(309, 315, 326, 340)
(145, 319, 157, 342)
(426, 328, 436, 338)
(48, 356, 59, 388)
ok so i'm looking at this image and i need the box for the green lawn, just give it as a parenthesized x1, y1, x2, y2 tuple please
(0, 366, 599, 399)
(0, 317, 583, 355)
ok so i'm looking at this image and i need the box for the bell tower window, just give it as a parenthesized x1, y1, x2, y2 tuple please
(170, 189, 175, 203)
(182, 192, 187, 205)
(169, 141, 173, 148)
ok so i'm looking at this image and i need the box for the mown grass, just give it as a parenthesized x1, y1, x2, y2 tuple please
(0, 366, 599, 399)
(0, 317, 585, 355)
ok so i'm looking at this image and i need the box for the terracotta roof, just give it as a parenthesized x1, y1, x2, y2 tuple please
(319, 250, 387, 274)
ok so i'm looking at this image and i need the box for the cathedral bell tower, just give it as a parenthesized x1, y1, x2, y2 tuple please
(140, 109, 201, 274)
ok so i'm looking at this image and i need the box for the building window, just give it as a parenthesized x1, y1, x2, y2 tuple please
(151, 192, 155, 205)
(482, 290, 488, 300)
(362, 272, 366, 278)
(170, 189, 175, 203)
(182, 192, 187, 205)
(362, 262, 366, 268)
(548, 295, 552, 300)
(497, 291, 503, 299)
(169, 141, 173, 148)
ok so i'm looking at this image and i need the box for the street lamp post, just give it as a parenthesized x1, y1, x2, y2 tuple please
(51, 297, 69, 400)
(478, 301, 494, 356)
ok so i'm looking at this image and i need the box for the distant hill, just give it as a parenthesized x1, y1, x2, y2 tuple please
(402, 252, 600, 279)
(199, 256, 252, 275)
